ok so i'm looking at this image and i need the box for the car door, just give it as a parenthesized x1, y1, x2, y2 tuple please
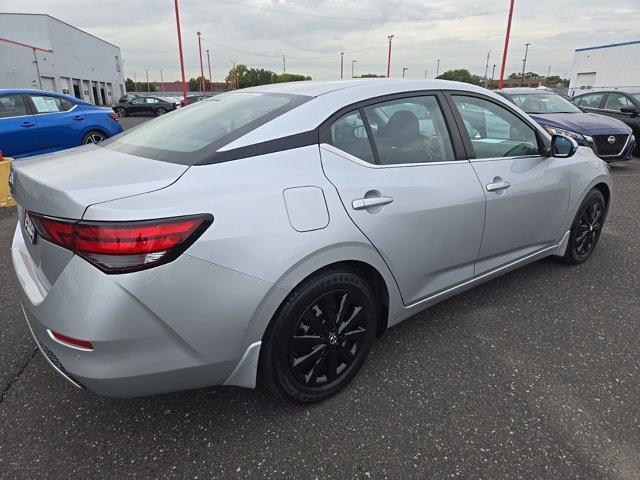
(28, 94, 86, 151)
(448, 93, 571, 274)
(575, 92, 606, 114)
(603, 92, 640, 136)
(320, 93, 486, 306)
(0, 93, 41, 158)
(128, 97, 147, 114)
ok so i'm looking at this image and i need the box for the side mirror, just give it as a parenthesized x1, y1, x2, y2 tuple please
(621, 106, 639, 116)
(551, 134, 579, 158)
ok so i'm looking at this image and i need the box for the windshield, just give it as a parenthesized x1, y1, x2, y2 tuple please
(104, 92, 309, 164)
(509, 93, 582, 114)
(633, 93, 640, 103)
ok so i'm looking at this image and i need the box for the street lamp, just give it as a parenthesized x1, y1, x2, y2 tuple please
(436, 59, 441, 78)
(521, 43, 531, 87)
(402, 67, 408, 78)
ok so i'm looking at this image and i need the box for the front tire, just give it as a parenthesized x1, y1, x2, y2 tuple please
(260, 268, 378, 404)
(562, 189, 606, 264)
(156, 108, 166, 116)
(115, 107, 126, 117)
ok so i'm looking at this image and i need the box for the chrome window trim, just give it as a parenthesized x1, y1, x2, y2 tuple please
(468, 154, 546, 163)
(320, 143, 465, 169)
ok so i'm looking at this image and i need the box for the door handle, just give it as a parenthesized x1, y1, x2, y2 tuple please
(20, 121, 35, 128)
(73, 115, 84, 121)
(352, 196, 394, 210)
(486, 181, 511, 192)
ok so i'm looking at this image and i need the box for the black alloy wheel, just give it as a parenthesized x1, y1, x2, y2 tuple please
(261, 268, 377, 404)
(116, 107, 126, 117)
(563, 189, 606, 264)
(288, 290, 368, 387)
(156, 108, 167, 116)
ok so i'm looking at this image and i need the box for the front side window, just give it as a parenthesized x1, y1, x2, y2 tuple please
(330, 111, 376, 164)
(363, 96, 455, 164)
(452, 95, 540, 159)
(604, 93, 633, 110)
(105, 92, 308, 164)
(0, 94, 28, 118)
(30, 95, 65, 113)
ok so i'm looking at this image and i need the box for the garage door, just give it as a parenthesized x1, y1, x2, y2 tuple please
(40, 76, 55, 92)
(575, 72, 596, 89)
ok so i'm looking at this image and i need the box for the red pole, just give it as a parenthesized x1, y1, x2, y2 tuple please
(498, 0, 515, 90)
(174, 0, 188, 105)
(197, 32, 205, 94)
(386, 35, 394, 78)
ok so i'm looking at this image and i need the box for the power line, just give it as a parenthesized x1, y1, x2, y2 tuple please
(218, 0, 505, 23)
(202, 38, 387, 60)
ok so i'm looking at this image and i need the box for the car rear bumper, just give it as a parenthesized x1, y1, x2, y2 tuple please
(12, 223, 273, 397)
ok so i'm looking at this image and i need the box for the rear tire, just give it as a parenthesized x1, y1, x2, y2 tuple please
(82, 130, 106, 145)
(156, 108, 166, 116)
(562, 189, 606, 265)
(260, 268, 378, 404)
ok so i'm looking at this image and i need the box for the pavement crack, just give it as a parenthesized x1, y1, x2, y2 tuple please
(0, 347, 38, 404)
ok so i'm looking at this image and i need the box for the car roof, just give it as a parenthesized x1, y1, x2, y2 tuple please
(0, 88, 92, 105)
(575, 89, 640, 95)
(221, 78, 527, 151)
(497, 88, 553, 95)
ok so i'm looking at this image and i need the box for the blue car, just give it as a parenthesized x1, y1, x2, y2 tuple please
(497, 88, 636, 162)
(0, 89, 123, 159)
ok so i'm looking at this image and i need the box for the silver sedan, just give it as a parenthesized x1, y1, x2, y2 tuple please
(11, 79, 612, 403)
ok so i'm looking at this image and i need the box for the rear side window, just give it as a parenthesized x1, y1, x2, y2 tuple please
(30, 95, 67, 113)
(105, 92, 309, 164)
(604, 93, 633, 110)
(577, 93, 604, 108)
(0, 94, 28, 118)
(330, 111, 376, 164)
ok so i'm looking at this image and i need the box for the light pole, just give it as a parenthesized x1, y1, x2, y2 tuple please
(545, 65, 551, 86)
(144, 67, 150, 92)
(282, 55, 286, 74)
(197, 31, 205, 93)
(490, 64, 496, 89)
(386, 35, 394, 78)
(402, 67, 408, 78)
(498, 0, 515, 90)
(173, 0, 188, 104)
(424, 69, 428, 78)
(340, 52, 344, 79)
(521, 42, 531, 87)
(483, 50, 491, 87)
(159, 67, 164, 92)
(352, 59, 357, 79)
(436, 59, 441, 78)
(206, 49, 213, 92)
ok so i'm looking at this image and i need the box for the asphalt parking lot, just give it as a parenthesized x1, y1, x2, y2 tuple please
(1, 157, 639, 479)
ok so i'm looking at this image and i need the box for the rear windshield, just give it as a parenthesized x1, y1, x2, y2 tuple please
(103, 92, 309, 164)
(509, 93, 582, 114)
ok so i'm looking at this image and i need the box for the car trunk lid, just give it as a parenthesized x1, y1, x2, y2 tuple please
(11, 145, 189, 285)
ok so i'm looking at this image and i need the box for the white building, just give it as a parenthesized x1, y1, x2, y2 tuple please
(569, 40, 640, 95)
(0, 13, 125, 105)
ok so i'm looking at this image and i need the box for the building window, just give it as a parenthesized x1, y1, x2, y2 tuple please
(115, 56, 121, 73)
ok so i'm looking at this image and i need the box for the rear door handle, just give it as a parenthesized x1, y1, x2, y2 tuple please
(486, 181, 511, 192)
(20, 121, 35, 128)
(352, 196, 394, 210)
(73, 115, 84, 121)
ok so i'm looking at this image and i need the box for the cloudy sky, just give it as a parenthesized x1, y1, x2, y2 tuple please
(3, 0, 639, 82)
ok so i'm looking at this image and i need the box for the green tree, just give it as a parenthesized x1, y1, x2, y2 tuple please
(545, 75, 570, 88)
(125, 78, 135, 92)
(359, 73, 385, 78)
(509, 72, 541, 80)
(133, 81, 155, 92)
(436, 69, 483, 86)
(275, 73, 312, 83)
(187, 76, 211, 91)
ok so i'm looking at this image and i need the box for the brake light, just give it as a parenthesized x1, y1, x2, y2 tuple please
(29, 214, 213, 273)
(109, 112, 119, 121)
(49, 330, 93, 351)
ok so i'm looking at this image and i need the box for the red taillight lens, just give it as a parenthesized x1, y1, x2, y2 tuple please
(50, 330, 93, 351)
(29, 213, 213, 273)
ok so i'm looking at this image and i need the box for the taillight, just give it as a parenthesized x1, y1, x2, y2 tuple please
(109, 112, 119, 121)
(30, 213, 213, 273)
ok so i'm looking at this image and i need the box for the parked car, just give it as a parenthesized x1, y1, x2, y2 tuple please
(181, 94, 209, 107)
(159, 96, 182, 109)
(11, 79, 612, 404)
(112, 96, 177, 117)
(497, 88, 636, 162)
(0, 89, 123, 159)
(571, 89, 640, 154)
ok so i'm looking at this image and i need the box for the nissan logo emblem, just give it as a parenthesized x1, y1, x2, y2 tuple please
(607, 136, 616, 144)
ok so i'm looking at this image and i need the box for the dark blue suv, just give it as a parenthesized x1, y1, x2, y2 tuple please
(0, 89, 123, 159)
(497, 88, 636, 162)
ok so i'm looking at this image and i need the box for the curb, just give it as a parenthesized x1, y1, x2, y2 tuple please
(0, 158, 16, 208)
